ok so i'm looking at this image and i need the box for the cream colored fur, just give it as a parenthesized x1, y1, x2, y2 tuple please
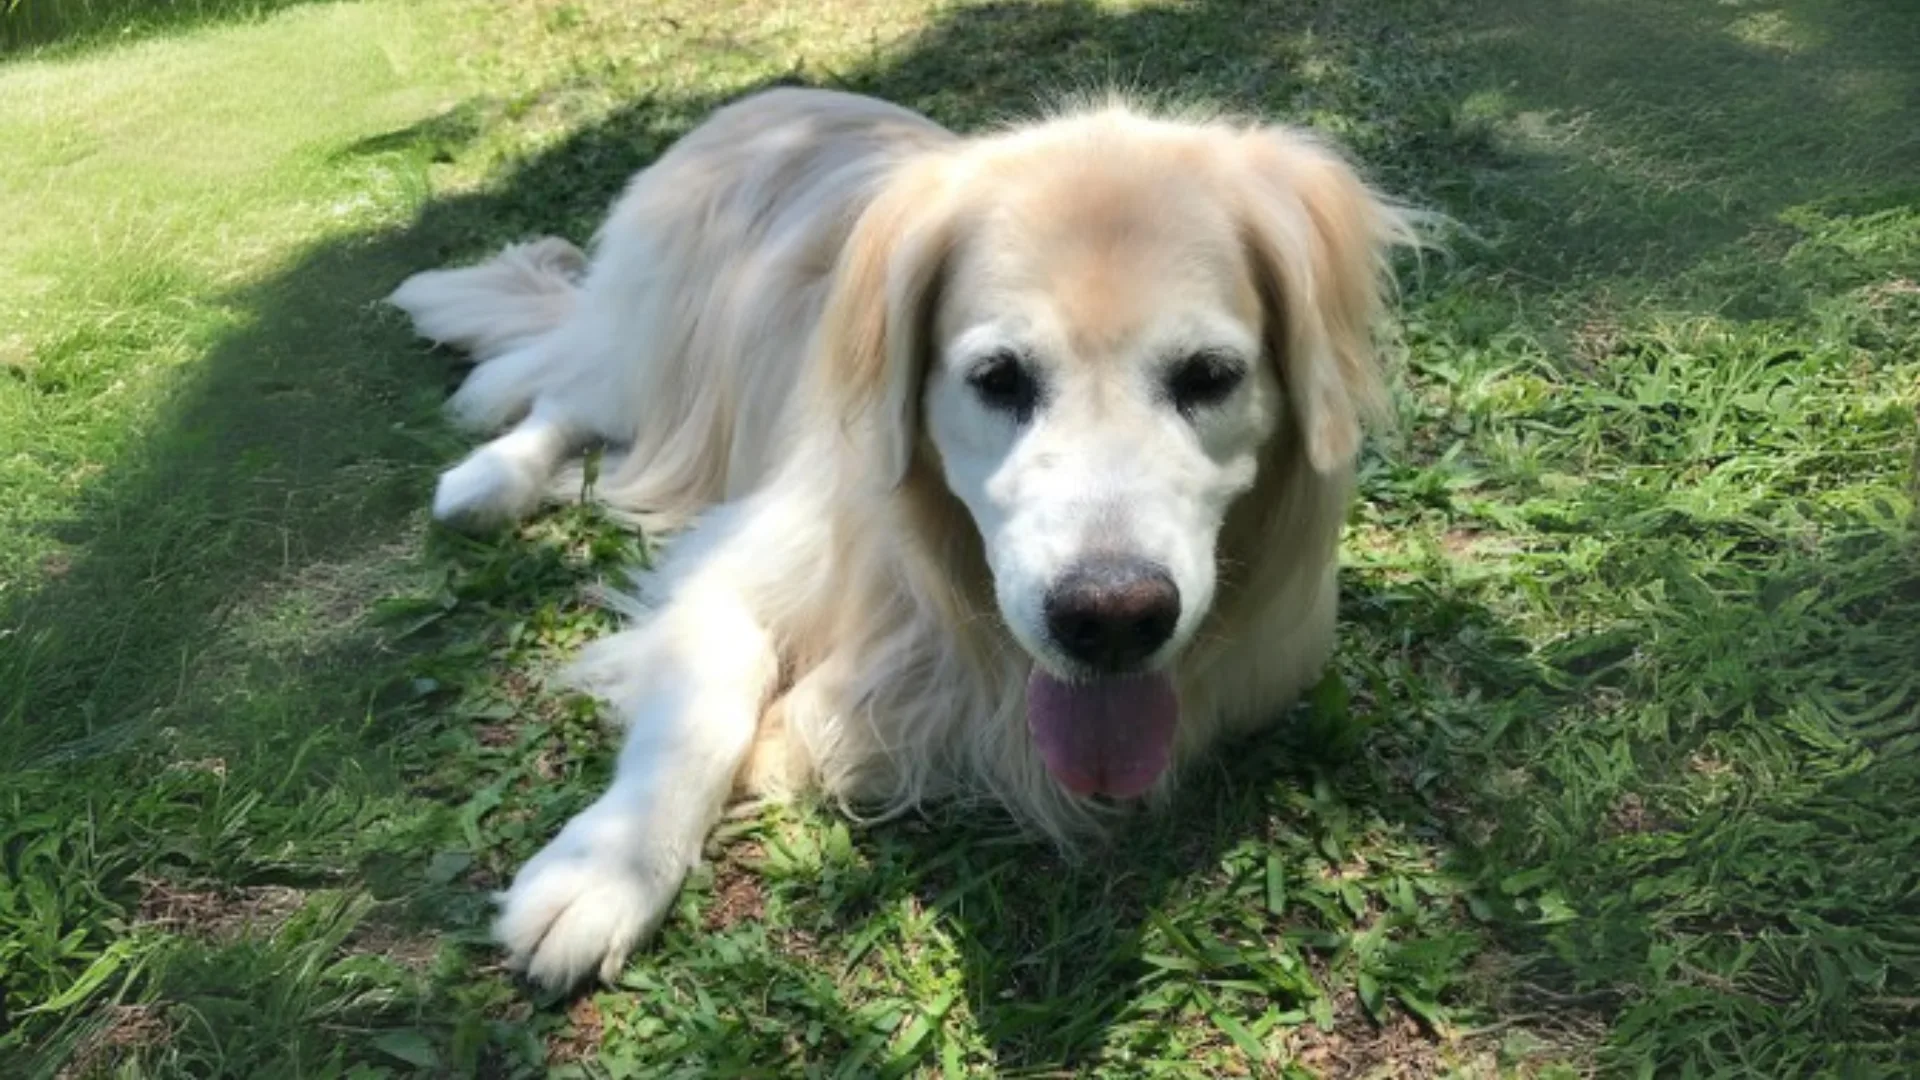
(389, 87, 1415, 990)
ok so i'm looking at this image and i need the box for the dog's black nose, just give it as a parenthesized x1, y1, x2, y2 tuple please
(1044, 556, 1180, 672)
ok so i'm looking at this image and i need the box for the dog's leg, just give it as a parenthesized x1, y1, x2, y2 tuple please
(432, 399, 579, 527)
(492, 586, 776, 990)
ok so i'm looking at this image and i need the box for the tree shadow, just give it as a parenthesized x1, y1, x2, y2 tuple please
(6, 0, 1917, 1072)
(1434, 514, 1920, 1073)
(1, 0, 331, 55)
(763, 489, 1920, 1071)
(1421, 0, 1920, 310)
(19, 0, 1911, 787)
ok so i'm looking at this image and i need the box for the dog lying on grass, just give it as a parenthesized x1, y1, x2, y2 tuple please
(390, 87, 1415, 990)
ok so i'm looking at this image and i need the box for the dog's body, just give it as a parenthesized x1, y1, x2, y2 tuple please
(391, 88, 1412, 990)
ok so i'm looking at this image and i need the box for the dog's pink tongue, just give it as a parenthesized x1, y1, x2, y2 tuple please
(1026, 671, 1178, 800)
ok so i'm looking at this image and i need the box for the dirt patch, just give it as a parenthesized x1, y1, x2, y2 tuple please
(163, 757, 229, 779)
(56, 1003, 176, 1079)
(475, 721, 518, 748)
(134, 878, 305, 942)
(1688, 749, 1735, 779)
(1291, 1002, 1446, 1078)
(1440, 529, 1482, 560)
(1283, 987, 1499, 1079)
(532, 741, 567, 781)
(1569, 315, 1625, 371)
(1437, 529, 1525, 564)
(347, 921, 439, 973)
(773, 927, 825, 966)
(546, 996, 606, 1066)
(39, 550, 73, 580)
(703, 860, 768, 932)
(1859, 277, 1919, 309)
(1602, 791, 1671, 838)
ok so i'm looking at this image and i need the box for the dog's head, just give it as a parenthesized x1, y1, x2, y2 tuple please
(820, 104, 1413, 800)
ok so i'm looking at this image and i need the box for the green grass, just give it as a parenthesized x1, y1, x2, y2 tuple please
(3, 0, 1917, 1075)
(0, 0, 325, 54)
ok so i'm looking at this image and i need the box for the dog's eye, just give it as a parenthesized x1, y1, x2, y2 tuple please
(1167, 351, 1246, 416)
(966, 351, 1040, 420)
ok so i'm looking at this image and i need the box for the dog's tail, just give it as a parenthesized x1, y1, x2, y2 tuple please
(388, 236, 587, 434)
(387, 238, 596, 526)
(389, 235, 585, 367)
(389, 236, 584, 361)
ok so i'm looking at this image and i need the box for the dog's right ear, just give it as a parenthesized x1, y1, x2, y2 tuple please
(816, 155, 959, 487)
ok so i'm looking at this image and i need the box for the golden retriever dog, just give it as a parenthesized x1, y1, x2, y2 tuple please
(389, 87, 1415, 990)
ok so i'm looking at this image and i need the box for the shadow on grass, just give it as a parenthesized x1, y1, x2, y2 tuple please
(1434, 0, 1920, 310)
(628, 501, 1920, 1072)
(0, 0, 330, 55)
(4, 0, 1917, 1073)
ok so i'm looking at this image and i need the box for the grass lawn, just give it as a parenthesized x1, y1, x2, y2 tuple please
(3, 0, 1916, 1075)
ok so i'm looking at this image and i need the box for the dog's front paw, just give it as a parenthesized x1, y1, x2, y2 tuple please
(492, 826, 683, 991)
(433, 446, 543, 529)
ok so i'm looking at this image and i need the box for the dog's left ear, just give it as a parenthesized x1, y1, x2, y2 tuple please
(1233, 128, 1416, 474)
(816, 154, 959, 487)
